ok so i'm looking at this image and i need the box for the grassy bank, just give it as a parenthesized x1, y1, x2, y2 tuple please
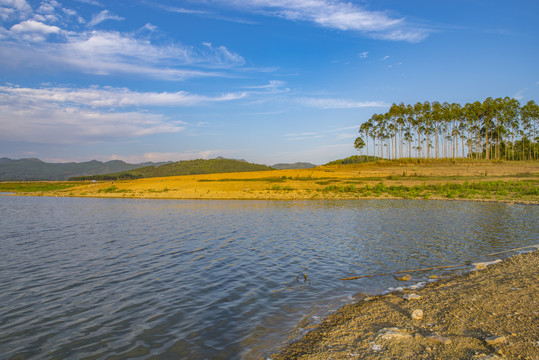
(3, 160, 539, 203)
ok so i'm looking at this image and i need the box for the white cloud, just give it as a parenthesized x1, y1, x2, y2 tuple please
(0, 27, 246, 79)
(75, 0, 103, 7)
(0, 0, 32, 21)
(0, 85, 246, 107)
(513, 88, 528, 101)
(105, 150, 222, 164)
(0, 103, 184, 144)
(382, 55, 390, 60)
(285, 132, 324, 141)
(297, 97, 388, 109)
(88, 9, 124, 27)
(214, 0, 429, 42)
(9, 19, 61, 41)
(0, 85, 189, 144)
(359, 51, 368, 59)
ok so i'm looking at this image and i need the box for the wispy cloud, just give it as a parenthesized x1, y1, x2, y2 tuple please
(0, 83, 252, 144)
(0, 104, 184, 144)
(0, 85, 247, 108)
(212, 0, 429, 42)
(88, 9, 124, 27)
(75, 0, 104, 7)
(297, 97, 388, 109)
(105, 150, 223, 164)
(285, 132, 324, 141)
(0, 22, 246, 79)
(359, 51, 368, 59)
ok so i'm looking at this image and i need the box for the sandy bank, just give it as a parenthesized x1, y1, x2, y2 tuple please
(271, 250, 539, 360)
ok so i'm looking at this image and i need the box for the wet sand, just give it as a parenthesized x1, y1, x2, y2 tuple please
(271, 250, 539, 360)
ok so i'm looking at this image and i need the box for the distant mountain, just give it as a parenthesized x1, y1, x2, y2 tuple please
(69, 158, 273, 180)
(271, 162, 317, 170)
(0, 158, 154, 181)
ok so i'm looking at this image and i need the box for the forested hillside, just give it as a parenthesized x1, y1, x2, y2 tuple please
(69, 158, 273, 180)
(0, 158, 148, 181)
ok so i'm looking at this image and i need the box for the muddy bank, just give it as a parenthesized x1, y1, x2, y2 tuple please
(271, 250, 539, 360)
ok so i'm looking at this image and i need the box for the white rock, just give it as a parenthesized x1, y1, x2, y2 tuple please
(427, 334, 452, 345)
(411, 309, 423, 320)
(376, 327, 412, 341)
(485, 335, 506, 345)
(472, 259, 502, 270)
(403, 293, 422, 300)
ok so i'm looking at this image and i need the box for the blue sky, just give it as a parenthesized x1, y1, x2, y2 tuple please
(1, 0, 538, 165)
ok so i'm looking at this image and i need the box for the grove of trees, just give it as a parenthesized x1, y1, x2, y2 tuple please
(354, 97, 538, 161)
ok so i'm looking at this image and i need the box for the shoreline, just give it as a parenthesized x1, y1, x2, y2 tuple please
(10, 192, 539, 206)
(270, 250, 539, 360)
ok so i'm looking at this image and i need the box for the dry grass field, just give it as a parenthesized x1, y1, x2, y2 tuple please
(28, 160, 539, 203)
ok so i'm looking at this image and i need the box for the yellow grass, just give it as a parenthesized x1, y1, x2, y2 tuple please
(41, 160, 539, 202)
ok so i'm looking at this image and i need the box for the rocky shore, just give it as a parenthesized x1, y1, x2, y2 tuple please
(271, 250, 539, 360)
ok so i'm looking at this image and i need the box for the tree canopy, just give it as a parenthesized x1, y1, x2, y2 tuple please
(355, 97, 538, 161)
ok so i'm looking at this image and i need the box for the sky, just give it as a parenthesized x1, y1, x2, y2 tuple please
(1, 0, 538, 165)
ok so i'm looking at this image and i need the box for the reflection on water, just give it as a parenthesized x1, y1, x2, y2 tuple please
(0, 197, 537, 359)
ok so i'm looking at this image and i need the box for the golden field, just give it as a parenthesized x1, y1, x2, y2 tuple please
(30, 160, 539, 203)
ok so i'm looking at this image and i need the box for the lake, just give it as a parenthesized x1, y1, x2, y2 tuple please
(0, 196, 537, 359)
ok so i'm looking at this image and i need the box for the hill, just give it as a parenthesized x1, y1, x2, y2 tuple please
(271, 162, 317, 170)
(0, 158, 149, 181)
(69, 158, 273, 180)
(325, 155, 381, 165)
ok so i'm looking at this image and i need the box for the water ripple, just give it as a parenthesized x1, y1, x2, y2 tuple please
(0, 197, 537, 359)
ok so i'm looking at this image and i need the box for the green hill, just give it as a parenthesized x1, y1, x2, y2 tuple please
(0, 158, 149, 181)
(325, 155, 381, 165)
(69, 158, 273, 180)
(271, 162, 317, 170)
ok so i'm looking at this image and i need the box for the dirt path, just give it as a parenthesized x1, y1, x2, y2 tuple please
(271, 250, 539, 360)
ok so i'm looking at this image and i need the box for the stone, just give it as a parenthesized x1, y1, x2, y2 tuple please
(394, 274, 412, 281)
(427, 334, 452, 345)
(411, 309, 423, 320)
(376, 327, 412, 341)
(429, 274, 438, 279)
(485, 335, 506, 345)
(472, 259, 502, 270)
(472, 354, 502, 360)
(403, 293, 422, 300)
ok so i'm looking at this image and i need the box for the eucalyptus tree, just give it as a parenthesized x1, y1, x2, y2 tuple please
(354, 136, 366, 156)
(357, 96, 536, 161)
(522, 100, 539, 160)
(431, 101, 443, 159)
(501, 97, 520, 160)
(449, 103, 463, 159)
(359, 120, 373, 157)
(413, 102, 425, 158)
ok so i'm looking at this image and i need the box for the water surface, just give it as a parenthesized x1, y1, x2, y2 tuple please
(0, 197, 537, 359)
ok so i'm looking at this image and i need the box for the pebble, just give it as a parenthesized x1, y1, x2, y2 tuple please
(427, 334, 452, 345)
(429, 274, 438, 279)
(376, 327, 411, 341)
(411, 309, 423, 320)
(485, 335, 506, 345)
(394, 274, 412, 281)
(403, 293, 422, 300)
(472, 259, 502, 270)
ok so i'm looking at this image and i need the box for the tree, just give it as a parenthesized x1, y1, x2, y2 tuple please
(354, 137, 366, 156)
